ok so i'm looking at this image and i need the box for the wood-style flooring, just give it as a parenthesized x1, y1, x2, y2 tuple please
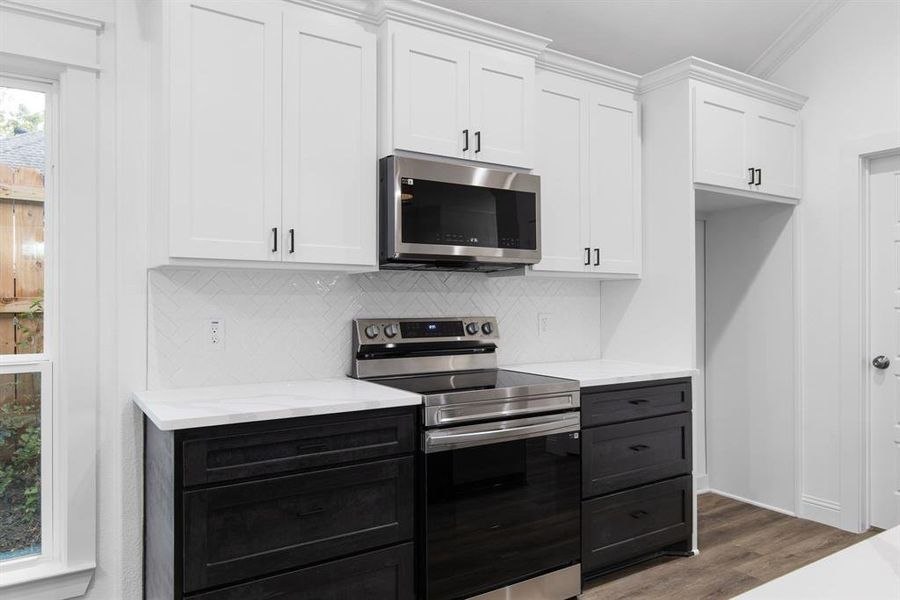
(580, 492, 879, 600)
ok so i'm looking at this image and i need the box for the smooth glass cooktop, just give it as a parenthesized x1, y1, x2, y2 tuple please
(371, 369, 577, 396)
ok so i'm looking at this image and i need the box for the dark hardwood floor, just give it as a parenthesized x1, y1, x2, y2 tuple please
(581, 492, 879, 599)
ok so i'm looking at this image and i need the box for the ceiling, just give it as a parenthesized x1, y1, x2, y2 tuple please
(426, 0, 816, 74)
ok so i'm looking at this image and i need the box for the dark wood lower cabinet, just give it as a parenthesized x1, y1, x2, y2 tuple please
(190, 543, 415, 600)
(581, 378, 694, 581)
(144, 407, 417, 600)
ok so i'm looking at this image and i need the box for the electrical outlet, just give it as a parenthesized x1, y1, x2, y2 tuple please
(208, 318, 225, 351)
(538, 313, 552, 340)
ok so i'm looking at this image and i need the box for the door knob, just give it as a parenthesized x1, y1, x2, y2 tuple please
(873, 355, 891, 370)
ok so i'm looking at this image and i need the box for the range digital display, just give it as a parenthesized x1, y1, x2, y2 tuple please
(400, 320, 464, 338)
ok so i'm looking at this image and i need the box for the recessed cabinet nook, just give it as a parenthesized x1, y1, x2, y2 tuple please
(147, 0, 804, 277)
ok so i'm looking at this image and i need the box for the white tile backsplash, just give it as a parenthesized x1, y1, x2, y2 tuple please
(148, 269, 603, 389)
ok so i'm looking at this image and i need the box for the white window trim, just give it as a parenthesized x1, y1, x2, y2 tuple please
(0, 62, 99, 600)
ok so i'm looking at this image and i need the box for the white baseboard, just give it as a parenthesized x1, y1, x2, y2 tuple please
(694, 473, 710, 493)
(800, 494, 842, 528)
(706, 488, 796, 517)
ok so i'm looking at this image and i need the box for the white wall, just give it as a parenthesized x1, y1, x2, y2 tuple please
(694, 220, 708, 492)
(147, 269, 604, 388)
(767, 0, 900, 526)
(600, 79, 696, 368)
(704, 203, 797, 514)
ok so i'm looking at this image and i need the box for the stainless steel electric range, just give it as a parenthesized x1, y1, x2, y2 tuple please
(351, 316, 581, 600)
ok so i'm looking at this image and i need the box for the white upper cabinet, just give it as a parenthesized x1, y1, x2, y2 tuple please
(469, 52, 535, 167)
(531, 60, 642, 278)
(169, 0, 282, 261)
(392, 30, 470, 158)
(384, 25, 540, 169)
(156, 1, 376, 269)
(282, 10, 376, 267)
(693, 83, 801, 199)
(588, 87, 641, 275)
(532, 72, 590, 273)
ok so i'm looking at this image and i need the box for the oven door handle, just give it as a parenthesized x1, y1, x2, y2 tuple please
(424, 413, 580, 453)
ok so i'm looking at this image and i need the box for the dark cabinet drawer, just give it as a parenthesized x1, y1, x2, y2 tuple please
(181, 409, 415, 486)
(582, 379, 691, 427)
(583, 476, 692, 574)
(583, 413, 691, 497)
(182, 457, 414, 593)
(191, 543, 415, 600)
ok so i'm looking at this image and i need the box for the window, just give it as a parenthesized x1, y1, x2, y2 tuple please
(0, 82, 52, 565)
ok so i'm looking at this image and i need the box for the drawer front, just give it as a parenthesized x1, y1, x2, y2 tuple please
(192, 543, 415, 600)
(583, 413, 691, 497)
(181, 409, 415, 486)
(183, 457, 414, 593)
(582, 379, 691, 426)
(583, 476, 692, 574)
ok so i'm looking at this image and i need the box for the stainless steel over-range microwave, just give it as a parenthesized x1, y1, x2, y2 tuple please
(379, 156, 541, 272)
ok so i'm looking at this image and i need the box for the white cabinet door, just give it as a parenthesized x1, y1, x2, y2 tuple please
(693, 85, 755, 191)
(392, 31, 469, 158)
(752, 101, 801, 199)
(169, 0, 282, 261)
(469, 52, 535, 168)
(532, 72, 590, 273)
(282, 10, 376, 266)
(588, 87, 641, 275)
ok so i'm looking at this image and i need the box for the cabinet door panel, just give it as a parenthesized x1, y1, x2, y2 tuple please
(283, 11, 376, 266)
(169, 0, 282, 261)
(393, 31, 469, 158)
(589, 87, 641, 275)
(532, 72, 590, 273)
(693, 85, 754, 191)
(470, 52, 535, 168)
(752, 102, 801, 199)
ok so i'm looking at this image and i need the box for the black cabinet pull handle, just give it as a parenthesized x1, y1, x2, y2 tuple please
(272, 227, 278, 253)
(584, 247, 590, 265)
(629, 444, 650, 452)
(630, 510, 649, 519)
(748, 167, 755, 185)
(594, 248, 600, 266)
(289, 228, 295, 254)
(628, 399, 649, 405)
(463, 129, 469, 152)
(755, 168, 762, 186)
(475, 130, 481, 153)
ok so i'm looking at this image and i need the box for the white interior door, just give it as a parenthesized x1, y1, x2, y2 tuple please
(282, 10, 376, 267)
(869, 152, 900, 530)
(531, 72, 590, 273)
(469, 52, 534, 168)
(392, 31, 469, 158)
(169, 0, 282, 261)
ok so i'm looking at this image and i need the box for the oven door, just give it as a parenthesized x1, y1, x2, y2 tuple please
(381, 155, 541, 265)
(422, 413, 581, 600)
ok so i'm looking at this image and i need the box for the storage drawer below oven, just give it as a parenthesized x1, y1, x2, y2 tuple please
(582, 476, 692, 575)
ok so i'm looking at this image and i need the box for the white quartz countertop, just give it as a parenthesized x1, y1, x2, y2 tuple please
(505, 359, 696, 387)
(133, 378, 422, 431)
(736, 525, 900, 599)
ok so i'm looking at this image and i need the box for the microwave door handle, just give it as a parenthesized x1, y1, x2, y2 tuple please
(424, 415, 579, 453)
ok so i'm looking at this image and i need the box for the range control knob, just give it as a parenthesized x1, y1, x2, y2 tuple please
(384, 324, 399, 338)
(364, 324, 380, 339)
(481, 322, 493, 335)
(466, 322, 479, 335)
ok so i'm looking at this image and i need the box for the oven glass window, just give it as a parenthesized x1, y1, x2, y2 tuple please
(400, 178, 537, 250)
(424, 433, 580, 599)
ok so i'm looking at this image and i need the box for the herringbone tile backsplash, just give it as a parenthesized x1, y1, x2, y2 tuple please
(148, 269, 603, 389)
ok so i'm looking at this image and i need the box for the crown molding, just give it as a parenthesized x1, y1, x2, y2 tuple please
(747, 0, 845, 78)
(371, 0, 551, 58)
(537, 49, 640, 93)
(639, 56, 808, 110)
(0, 0, 105, 31)
(285, 0, 379, 24)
